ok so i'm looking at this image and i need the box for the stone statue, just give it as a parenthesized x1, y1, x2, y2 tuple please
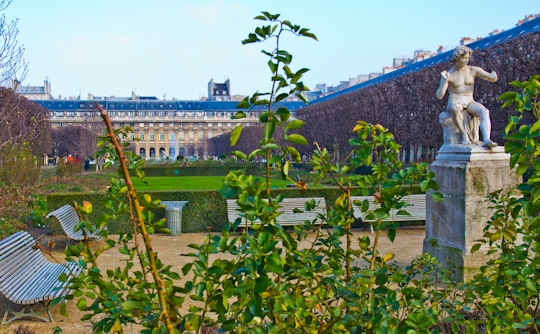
(436, 45, 498, 147)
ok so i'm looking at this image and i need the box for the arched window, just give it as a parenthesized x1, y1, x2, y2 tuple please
(178, 147, 185, 156)
(169, 147, 175, 157)
(159, 148, 166, 157)
(149, 148, 156, 158)
(139, 148, 146, 158)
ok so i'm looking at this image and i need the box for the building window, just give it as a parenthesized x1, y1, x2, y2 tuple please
(169, 133, 174, 140)
(119, 123, 124, 127)
(150, 148, 156, 158)
(169, 147, 175, 157)
(128, 112, 136, 117)
(139, 148, 146, 158)
(198, 123, 203, 127)
(167, 112, 175, 117)
(159, 123, 164, 127)
(179, 132, 184, 141)
(169, 123, 174, 127)
(208, 132, 213, 139)
(139, 123, 144, 127)
(189, 123, 193, 127)
(208, 123, 213, 127)
(199, 132, 203, 140)
(149, 123, 154, 127)
(177, 112, 185, 117)
(139, 133, 145, 140)
(158, 112, 166, 117)
(218, 123, 223, 127)
(150, 132, 155, 141)
(129, 133, 134, 140)
(129, 122, 135, 127)
(137, 111, 146, 117)
(159, 133, 164, 141)
(218, 132, 222, 136)
(189, 132, 194, 140)
(109, 112, 116, 117)
(227, 123, 232, 127)
(179, 123, 184, 127)
(57, 123, 62, 127)
(197, 112, 204, 117)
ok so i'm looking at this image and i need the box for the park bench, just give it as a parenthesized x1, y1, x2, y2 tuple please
(0, 231, 83, 324)
(227, 197, 326, 228)
(351, 194, 426, 233)
(46, 204, 106, 248)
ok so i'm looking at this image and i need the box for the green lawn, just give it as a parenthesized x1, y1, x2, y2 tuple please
(131, 176, 319, 190)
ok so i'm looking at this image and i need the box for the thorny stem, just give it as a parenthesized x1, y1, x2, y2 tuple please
(35, 242, 78, 278)
(73, 202, 97, 267)
(97, 104, 174, 333)
(127, 193, 148, 280)
(196, 229, 213, 334)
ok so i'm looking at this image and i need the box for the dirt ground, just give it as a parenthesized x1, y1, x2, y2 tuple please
(0, 227, 426, 334)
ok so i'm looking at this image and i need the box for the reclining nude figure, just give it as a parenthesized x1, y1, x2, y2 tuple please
(436, 45, 498, 147)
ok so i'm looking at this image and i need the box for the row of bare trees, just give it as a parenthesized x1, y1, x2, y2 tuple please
(293, 31, 540, 160)
(206, 32, 540, 162)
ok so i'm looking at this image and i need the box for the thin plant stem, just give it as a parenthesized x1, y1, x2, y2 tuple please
(97, 104, 174, 333)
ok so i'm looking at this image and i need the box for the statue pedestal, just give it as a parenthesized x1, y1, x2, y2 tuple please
(423, 144, 519, 281)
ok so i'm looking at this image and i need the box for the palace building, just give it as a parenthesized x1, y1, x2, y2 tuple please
(33, 98, 305, 159)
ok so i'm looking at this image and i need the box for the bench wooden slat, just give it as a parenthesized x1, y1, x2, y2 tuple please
(0, 231, 82, 317)
(46, 204, 105, 241)
(351, 194, 426, 222)
(227, 197, 326, 228)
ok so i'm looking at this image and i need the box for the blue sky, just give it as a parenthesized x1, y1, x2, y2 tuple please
(5, 0, 539, 100)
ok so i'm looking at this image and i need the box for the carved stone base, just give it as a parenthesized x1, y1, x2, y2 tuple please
(424, 149, 520, 281)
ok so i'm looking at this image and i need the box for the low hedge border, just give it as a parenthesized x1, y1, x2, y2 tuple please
(46, 185, 423, 235)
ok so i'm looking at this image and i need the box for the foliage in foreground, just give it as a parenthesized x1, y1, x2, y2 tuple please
(52, 13, 540, 334)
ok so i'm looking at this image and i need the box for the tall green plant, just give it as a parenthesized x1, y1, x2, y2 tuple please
(465, 75, 540, 332)
(54, 12, 463, 334)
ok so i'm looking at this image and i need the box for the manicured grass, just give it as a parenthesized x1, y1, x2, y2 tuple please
(132, 176, 319, 190)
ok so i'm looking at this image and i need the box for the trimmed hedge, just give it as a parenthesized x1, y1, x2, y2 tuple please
(136, 165, 256, 177)
(46, 185, 423, 235)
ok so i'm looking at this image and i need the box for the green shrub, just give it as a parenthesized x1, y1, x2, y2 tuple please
(47, 184, 425, 234)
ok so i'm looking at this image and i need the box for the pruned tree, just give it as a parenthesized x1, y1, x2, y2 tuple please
(297, 31, 540, 158)
(51, 126, 99, 159)
(0, 0, 27, 86)
(0, 87, 49, 162)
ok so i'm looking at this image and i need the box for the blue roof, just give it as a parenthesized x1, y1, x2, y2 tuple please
(309, 17, 540, 105)
(32, 99, 306, 112)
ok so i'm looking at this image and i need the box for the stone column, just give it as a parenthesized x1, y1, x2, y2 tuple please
(423, 145, 520, 281)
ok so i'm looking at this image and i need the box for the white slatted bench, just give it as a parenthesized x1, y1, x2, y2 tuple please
(0, 231, 82, 324)
(46, 204, 106, 248)
(351, 194, 426, 233)
(227, 197, 326, 228)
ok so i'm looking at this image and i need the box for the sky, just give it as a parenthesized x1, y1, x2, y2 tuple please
(4, 0, 539, 100)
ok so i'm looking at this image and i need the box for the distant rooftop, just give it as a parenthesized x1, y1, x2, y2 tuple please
(310, 16, 540, 105)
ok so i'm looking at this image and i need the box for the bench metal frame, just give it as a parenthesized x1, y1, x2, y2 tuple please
(0, 231, 82, 324)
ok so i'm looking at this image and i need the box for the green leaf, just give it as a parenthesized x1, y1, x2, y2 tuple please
(268, 60, 277, 73)
(77, 297, 87, 311)
(497, 91, 517, 101)
(231, 150, 248, 161)
(516, 163, 529, 177)
(264, 121, 276, 141)
(230, 125, 243, 146)
(287, 134, 308, 145)
(286, 120, 305, 130)
(386, 228, 396, 242)
(60, 302, 67, 317)
(431, 192, 444, 203)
